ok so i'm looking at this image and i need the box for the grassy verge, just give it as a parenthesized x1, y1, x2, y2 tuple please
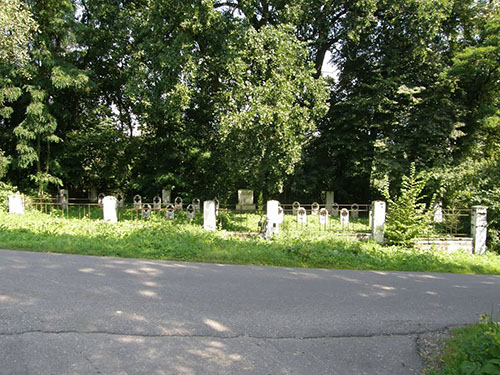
(1, 210, 500, 274)
(425, 315, 500, 375)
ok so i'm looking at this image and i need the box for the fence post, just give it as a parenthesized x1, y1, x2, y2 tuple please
(371, 201, 386, 244)
(471, 206, 487, 255)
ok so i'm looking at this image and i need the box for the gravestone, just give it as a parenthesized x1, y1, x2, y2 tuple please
(8, 194, 25, 215)
(192, 198, 201, 212)
(88, 187, 98, 202)
(133, 195, 142, 209)
(351, 203, 359, 219)
(117, 194, 124, 209)
(186, 204, 195, 220)
(332, 203, 339, 217)
(142, 204, 151, 219)
(292, 201, 301, 215)
(166, 204, 175, 220)
(319, 208, 329, 226)
(214, 198, 219, 217)
(371, 201, 386, 244)
(471, 206, 487, 255)
(153, 196, 161, 210)
(236, 189, 256, 211)
(325, 191, 334, 214)
(162, 189, 171, 204)
(59, 189, 68, 210)
(102, 196, 118, 223)
(433, 202, 443, 223)
(340, 208, 349, 227)
(98, 193, 105, 206)
(265, 200, 280, 238)
(311, 202, 320, 215)
(297, 207, 307, 225)
(174, 197, 183, 211)
(277, 205, 284, 225)
(204, 200, 216, 231)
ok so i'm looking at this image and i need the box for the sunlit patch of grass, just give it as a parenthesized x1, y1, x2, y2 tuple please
(1, 211, 500, 274)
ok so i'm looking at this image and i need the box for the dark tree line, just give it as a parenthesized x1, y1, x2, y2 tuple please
(1, 0, 499, 211)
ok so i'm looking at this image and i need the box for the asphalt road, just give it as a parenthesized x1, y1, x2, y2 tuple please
(1, 249, 499, 374)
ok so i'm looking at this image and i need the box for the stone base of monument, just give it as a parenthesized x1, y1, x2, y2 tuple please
(236, 204, 256, 211)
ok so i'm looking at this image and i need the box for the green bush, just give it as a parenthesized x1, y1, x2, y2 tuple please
(427, 314, 500, 375)
(384, 163, 435, 246)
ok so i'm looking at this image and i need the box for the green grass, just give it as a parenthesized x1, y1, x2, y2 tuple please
(1, 210, 500, 274)
(426, 315, 500, 375)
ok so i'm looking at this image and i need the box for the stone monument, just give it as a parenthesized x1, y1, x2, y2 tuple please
(102, 196, 118, 223)
(236, 189, 256, 211)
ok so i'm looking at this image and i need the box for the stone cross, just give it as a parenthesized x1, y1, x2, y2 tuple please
(133, 195, 142, 209)
(153, 196, 162, 210)
(319, 208, 329, 226)
(166, 204, 175, 220)
(340, 208, 349, 227)
(311, 202, 320, 215)
(175, 197, 183, 211)
(351, 203, 359, 219)
(186, 204, 195, 220)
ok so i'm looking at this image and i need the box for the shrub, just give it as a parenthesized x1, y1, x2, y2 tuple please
(384, 163, 435, 246)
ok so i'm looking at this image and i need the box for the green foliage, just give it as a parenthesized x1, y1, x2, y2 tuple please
(1, 210, 500, 274)
(384, 163, 435, 245)
(427, 314, 500, 375)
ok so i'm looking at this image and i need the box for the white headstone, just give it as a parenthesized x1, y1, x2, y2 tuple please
(332, 203, 339, 217)
(8, 194, 25, 215)
(340, 208, 349, 227)
(133, 195, 142, 209)
(471, 206, 487, 255)
(175, 197, 183, 211)
(236, 189, 256, 211)
(297, 207, 307, 225)
(351, 203, 359, 219)
(192, 198, 201, 211)
(153, 196, 162, 210)
(142, 204, 151, 219)
(371, 201, 386, 243)
(204, 200, 216, 231)
(162, 189, 171, 204)
(277, 206, 284, 225)
(102, 196, 118, 223)
(433, 202, 443, 223)
(311, 202, 320, 215)
(265, 200, 280, 238)
(319, 208, 329, 226)
(166, 204, 175, 220)
(186, 204, 195, 220)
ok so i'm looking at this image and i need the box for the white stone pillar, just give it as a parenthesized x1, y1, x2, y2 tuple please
(8, 194, 25, 215)
(102, 196, 117, 223)
(266, 200, 280, 238)
(471, 206, 487, 255)
(326, 191, 334, 214)
(371, 201, 386, 244)
(204, 200, 216, 231)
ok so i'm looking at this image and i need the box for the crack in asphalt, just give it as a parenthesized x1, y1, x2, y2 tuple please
(0, 325, 460, 341)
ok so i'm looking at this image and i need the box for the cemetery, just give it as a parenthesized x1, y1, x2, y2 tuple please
(2, 185, 497, 276)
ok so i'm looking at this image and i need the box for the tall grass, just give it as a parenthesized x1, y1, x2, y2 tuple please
(1, 210, 500, 274)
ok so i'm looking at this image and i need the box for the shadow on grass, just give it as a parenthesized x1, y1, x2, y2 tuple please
(0, 215, 499, 275)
